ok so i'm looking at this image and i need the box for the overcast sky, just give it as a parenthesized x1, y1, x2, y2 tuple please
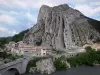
(0, 0, 100, 37)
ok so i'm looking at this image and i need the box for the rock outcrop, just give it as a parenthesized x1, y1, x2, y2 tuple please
(23, 4, 100, 50)
(36, 58, 56, 74)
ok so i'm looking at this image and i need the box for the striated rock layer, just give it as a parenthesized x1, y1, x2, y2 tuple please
(23, 4, 100, 50)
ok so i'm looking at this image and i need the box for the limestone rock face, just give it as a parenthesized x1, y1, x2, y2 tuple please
(23, 24, 43, 45)
(36, 58, 56, 74)
(23, 4, 100, 50)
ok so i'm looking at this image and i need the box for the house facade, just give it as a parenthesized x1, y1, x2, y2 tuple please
(66, 47, 86, 58)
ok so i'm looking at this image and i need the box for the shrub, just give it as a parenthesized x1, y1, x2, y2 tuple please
(54, 56, 67, 70)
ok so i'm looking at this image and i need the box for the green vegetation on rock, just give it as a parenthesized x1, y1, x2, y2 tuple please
(67, 46, 100, 67)
(54, 56, 67, 70)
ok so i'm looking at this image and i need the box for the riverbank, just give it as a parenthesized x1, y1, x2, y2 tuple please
(23, 66, 100, 75)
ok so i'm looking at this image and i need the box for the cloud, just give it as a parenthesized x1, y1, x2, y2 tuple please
(0, 26, 7, 32)
(68, 0, 87, 4)
(0, 0, 69, 8)
(25, 12, 34, 21)
(68, 0, 100, 5)
(74, 4, 100, 18)
(68, 0, 100, 19)
(0, 30, 18, 37)
(0, 25, 18, 37)
(0, 0, 100, 9)
(7, 30, 18, 35)
(0, 0, 100, 18)
(91, 2, 100, 6)
(0, 14, 18, 24)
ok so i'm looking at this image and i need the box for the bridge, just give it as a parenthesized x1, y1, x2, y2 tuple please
(0, 57, 31, 75)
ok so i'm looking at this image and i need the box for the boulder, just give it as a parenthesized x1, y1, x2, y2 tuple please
(36, 58, 56, 74)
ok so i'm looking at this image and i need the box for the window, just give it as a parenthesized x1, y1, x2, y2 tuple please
(43, 53, 46, 55)
(24, 51, 28, 52)
(43, 49, 45, 50)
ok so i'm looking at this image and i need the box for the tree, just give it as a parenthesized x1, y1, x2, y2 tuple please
(85, 46, 92, 52)
(54, 56, 67, 70)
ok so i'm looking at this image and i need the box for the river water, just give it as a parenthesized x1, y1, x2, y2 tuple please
(4, 66, 100, 75)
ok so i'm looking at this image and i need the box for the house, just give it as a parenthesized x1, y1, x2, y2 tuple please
(66, 47, 86, 58)
(83, 43, 100, 51)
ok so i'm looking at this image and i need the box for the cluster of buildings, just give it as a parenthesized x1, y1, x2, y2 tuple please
(5, 40, 100, 58)
(5, 41, 52, 57)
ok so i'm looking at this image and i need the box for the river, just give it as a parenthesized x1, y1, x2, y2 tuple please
(3, 66, 100, 75)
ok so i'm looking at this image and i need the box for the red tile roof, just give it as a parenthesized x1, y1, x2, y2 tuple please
(12, 44, 51, 51)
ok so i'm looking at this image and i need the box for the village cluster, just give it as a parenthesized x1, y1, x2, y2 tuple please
(5, 41, 52, 57)
(4, 40, 100, 57)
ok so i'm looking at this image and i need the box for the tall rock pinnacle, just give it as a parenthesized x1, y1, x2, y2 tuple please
(23, 4, 100, 50)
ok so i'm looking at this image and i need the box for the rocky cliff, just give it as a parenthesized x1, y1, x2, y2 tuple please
(23, 4, 100, 50)
(36, 58, 56, 74)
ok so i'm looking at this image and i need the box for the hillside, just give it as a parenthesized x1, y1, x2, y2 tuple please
(87, 17, 100, 33)
(0, 29, 29, 49)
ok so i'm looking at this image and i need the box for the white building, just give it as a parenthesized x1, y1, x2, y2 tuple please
(66, 47, 86, 58)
